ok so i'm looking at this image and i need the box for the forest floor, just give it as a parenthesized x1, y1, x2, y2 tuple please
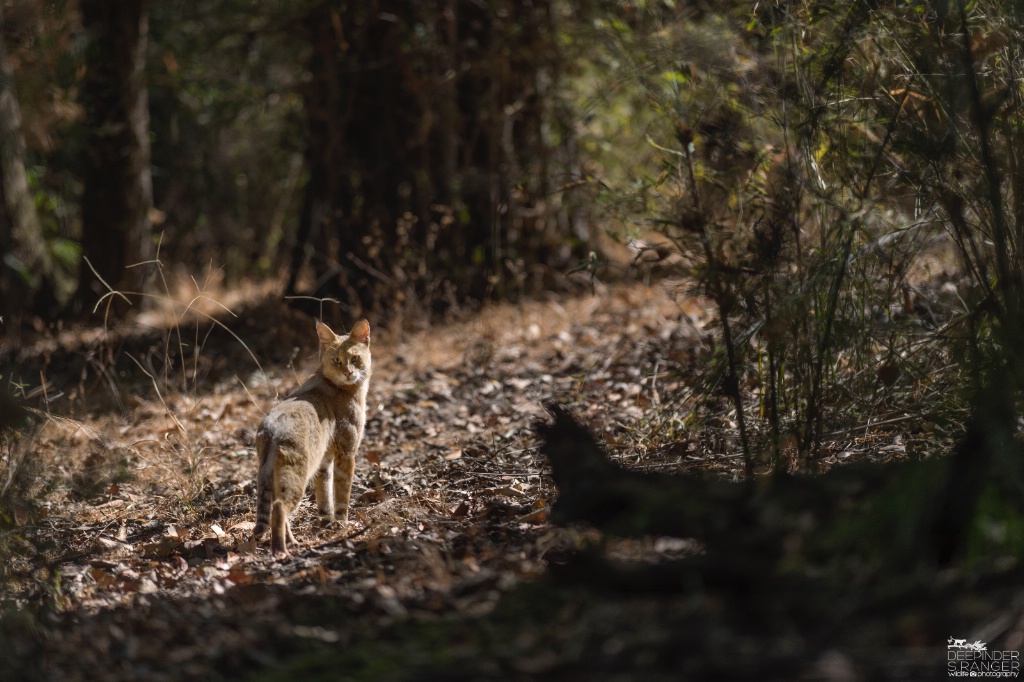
(0, 275, 1012, 680)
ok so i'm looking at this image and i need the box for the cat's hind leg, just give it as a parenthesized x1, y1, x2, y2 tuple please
(270, 501, 298, 557)
(333, 451, 356, 524)
(270, 456, 305, 557)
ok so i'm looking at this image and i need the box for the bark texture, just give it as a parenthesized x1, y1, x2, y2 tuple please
(76, 0, 153, 307)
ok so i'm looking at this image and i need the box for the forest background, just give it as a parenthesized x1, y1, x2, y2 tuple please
(4, 0, 1024, 678)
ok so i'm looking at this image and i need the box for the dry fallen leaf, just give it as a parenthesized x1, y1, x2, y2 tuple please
(227, 566, 255, 585)
(141, 538, 184, 559)
(172, 555, 189, 576)
(518, 508, 548, 524)
(89, 567, 118, 588)
(96, 536, 131, 554)
(167, 525, 186, 541)
(236, 537, 258, 555)
(477, 486, 527, 498)
(359, 488, 387, 503)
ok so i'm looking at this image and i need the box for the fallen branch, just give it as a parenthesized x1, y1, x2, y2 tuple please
(537, 401, 1023, 578)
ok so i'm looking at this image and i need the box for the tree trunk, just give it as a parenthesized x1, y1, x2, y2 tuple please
(0, 1, 56, 328)
(287, 4, 350, 307)
(75, 0, 153, 310)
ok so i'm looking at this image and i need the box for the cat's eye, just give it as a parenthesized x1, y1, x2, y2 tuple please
(352, 358, 363, 368)
(332, 357, 342, 365)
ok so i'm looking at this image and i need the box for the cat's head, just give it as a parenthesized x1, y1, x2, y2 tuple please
(316, 319, 371, 388)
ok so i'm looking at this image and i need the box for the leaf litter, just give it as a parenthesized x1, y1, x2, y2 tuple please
(0, 280, 959, 680)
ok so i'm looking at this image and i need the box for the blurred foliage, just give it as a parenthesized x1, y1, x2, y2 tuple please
(0, 389, 37, 589)
(147, 0, 310, 279)
(574, 0, 1024, 476)
(3, 0, 603, 321)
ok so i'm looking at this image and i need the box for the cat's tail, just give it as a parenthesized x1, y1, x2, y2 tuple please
(252, 430, 274, 540)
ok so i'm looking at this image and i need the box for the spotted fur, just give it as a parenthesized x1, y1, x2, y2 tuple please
(251, 319, 371, 557)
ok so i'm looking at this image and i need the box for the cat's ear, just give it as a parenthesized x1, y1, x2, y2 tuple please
(315, 319, 338, 345)
(350, 319, 370, 345)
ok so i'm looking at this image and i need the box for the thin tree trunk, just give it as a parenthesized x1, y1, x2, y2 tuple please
(0, 1, 55, 325)
(75, 0, 153, 309)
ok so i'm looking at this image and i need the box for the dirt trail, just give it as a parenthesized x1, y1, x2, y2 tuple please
(3, 281, 711, 680)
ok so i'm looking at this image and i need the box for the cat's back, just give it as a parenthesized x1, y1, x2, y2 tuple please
(261, 373, 349, 434)
(260, 375, 330, 437)
(261, 394, 316, 433)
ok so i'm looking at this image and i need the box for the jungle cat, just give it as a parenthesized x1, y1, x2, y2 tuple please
(252, 319, 371, 557)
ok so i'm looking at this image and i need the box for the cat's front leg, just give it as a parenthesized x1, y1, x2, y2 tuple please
(333, 451, 356, 524)
(312, 458, 335, 526)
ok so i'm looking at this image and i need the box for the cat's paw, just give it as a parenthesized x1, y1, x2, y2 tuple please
(318, 516, 337, 528)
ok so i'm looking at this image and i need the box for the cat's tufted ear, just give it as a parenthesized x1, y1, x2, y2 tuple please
(350, 319, 371, 345)
(316, 319, 339, 346)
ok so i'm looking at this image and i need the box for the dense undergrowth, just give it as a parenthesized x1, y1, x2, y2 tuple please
(570, 1, 1024, 479)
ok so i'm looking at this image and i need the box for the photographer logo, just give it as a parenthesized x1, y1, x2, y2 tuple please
(948, 637, 1019, 678)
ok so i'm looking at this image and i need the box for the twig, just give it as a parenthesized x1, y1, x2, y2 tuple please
(235, 374, 270, 415)
(125, 353, 188, 436)
(85, 256, 132, 312)
(319, 524, 371, 546)
(821, 414, 923, 439)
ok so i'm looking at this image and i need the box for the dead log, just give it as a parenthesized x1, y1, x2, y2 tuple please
(537, 402, 749, 540)
(537, 402, 1024, 576)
